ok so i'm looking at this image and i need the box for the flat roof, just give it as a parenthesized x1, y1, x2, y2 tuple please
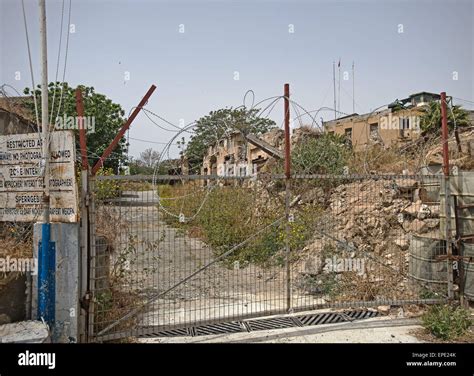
(408, 91, 441, 98)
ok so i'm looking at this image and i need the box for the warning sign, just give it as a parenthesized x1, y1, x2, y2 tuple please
(0, 131, 78, 222)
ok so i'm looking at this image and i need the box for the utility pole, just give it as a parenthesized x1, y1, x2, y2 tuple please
(38, 0, 54, 326)
(40, 0, 50, 223)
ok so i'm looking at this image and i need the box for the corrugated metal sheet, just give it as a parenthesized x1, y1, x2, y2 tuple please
(461, 243, 474, 300)
(440, 172, 474, 236)
(408, 234, 448, 284)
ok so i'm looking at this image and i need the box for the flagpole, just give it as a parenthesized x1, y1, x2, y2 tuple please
(338, 58, 341, 116)
(352, 61, 355, 113)
(333, 61, 337, 120)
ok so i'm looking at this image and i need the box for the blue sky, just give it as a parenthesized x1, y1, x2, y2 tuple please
(1, 0, 473, 158)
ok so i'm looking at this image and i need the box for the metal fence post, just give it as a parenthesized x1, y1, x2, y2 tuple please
(91, 85, 156, 175)
(79, 169, 90, 342)
(37, 223, 55, 326)
(87, 176, 97, 341)
(76, 88, 91, 342)
(441, 91, 454, 299)
(284, 83, 292, 312)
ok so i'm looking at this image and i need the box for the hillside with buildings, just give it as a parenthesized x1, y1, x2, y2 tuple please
(196, 91, 474, 179)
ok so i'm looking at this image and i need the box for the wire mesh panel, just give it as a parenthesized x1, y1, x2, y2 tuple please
(89, 175, 289, 341)
(88, 173, 448, 341)
(290, 174, 448, 311)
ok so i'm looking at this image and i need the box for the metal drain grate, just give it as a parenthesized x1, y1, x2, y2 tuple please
(138, 309, 380, 338)
(246, 316, 299, 332)
(297, 312, 345, 326)
(346, 310, 379, 320)
(195, 321, 244, 336)
(140, 327, 189, 337)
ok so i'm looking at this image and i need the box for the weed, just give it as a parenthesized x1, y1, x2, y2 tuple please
(422, 304, 471, 340)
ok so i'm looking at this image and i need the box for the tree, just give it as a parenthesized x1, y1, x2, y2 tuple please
(139, 148, 160, 168)
(185, 107, 276, 173)
(292, 133, 349, 175)
(420, 100, 470, 152)
(420, 101, 470, 132)
(129, 148, 161, 175)
(23, 82, 127, 171)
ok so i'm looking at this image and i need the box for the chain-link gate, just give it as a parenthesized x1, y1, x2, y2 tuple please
(87, 172, 449, 341)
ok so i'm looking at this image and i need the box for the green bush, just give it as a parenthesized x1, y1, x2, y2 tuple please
(422, 305, 471, 340)
(197, 187, 277, 266)
(292, 133, 350, 175)
(157, 182, 322, 268)
(419, 287, 444, 300)
(200, 188, 322, 267)
(95, 167, 120, 200)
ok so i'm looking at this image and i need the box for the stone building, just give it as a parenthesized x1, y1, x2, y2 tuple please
(322, 92, 441, 150)
(0, 97, 38, 135)
(201, 128, 284, 177)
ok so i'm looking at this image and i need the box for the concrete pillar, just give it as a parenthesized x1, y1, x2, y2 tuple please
(32, 223, 81, 343)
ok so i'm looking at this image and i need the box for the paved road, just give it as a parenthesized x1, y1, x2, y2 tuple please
(100, 190, 289, 331)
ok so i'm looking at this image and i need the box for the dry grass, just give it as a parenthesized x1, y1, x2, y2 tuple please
(0, 224, 33, 259)
(94, 204, 129, 246)
(94, 286, 141, 343)
(120, 180, 153, 191)
(410, 327, 474, 343)
(92, 201, 142, 342)
(348, 129, 474, 174)
(348, 143, 433, 174)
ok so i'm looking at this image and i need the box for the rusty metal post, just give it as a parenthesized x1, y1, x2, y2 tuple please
(284, 83, 291, 179)
(441, 92, 450, 176)
(91, 84, 157, 175)
(441, 92, 454, 299)
(284, 83, 292, 312)
(87, 176, 97, 341)
(79, 166, 90, 342)
(75, 88, 89, 171)
(75, 87, 91, 341)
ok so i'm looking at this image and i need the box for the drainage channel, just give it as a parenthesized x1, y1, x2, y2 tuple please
(139, 309, 380, 338)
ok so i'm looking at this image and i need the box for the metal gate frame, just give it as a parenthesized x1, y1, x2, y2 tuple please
(84, 172, 453, 342)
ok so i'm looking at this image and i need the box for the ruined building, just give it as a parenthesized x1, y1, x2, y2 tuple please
(322, 92, 441, 150)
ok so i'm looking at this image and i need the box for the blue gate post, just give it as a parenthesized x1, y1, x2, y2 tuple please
(38, 223, 55, 326)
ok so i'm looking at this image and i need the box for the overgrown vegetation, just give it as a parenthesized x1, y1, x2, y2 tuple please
(291, 132, 350, 175)
(93, 207, 158, 341)
(158, 183, 318, 267)
(128, 148, 160, 175)
(95, 167, 120, 200)
(24, 82, 128, 171)
(422, 304, 471, 340)
(420, 101, 470, 133)
(348, 144, 407, 174)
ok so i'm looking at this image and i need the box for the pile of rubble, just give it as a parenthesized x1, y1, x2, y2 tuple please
(293, 176, 442, 301)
